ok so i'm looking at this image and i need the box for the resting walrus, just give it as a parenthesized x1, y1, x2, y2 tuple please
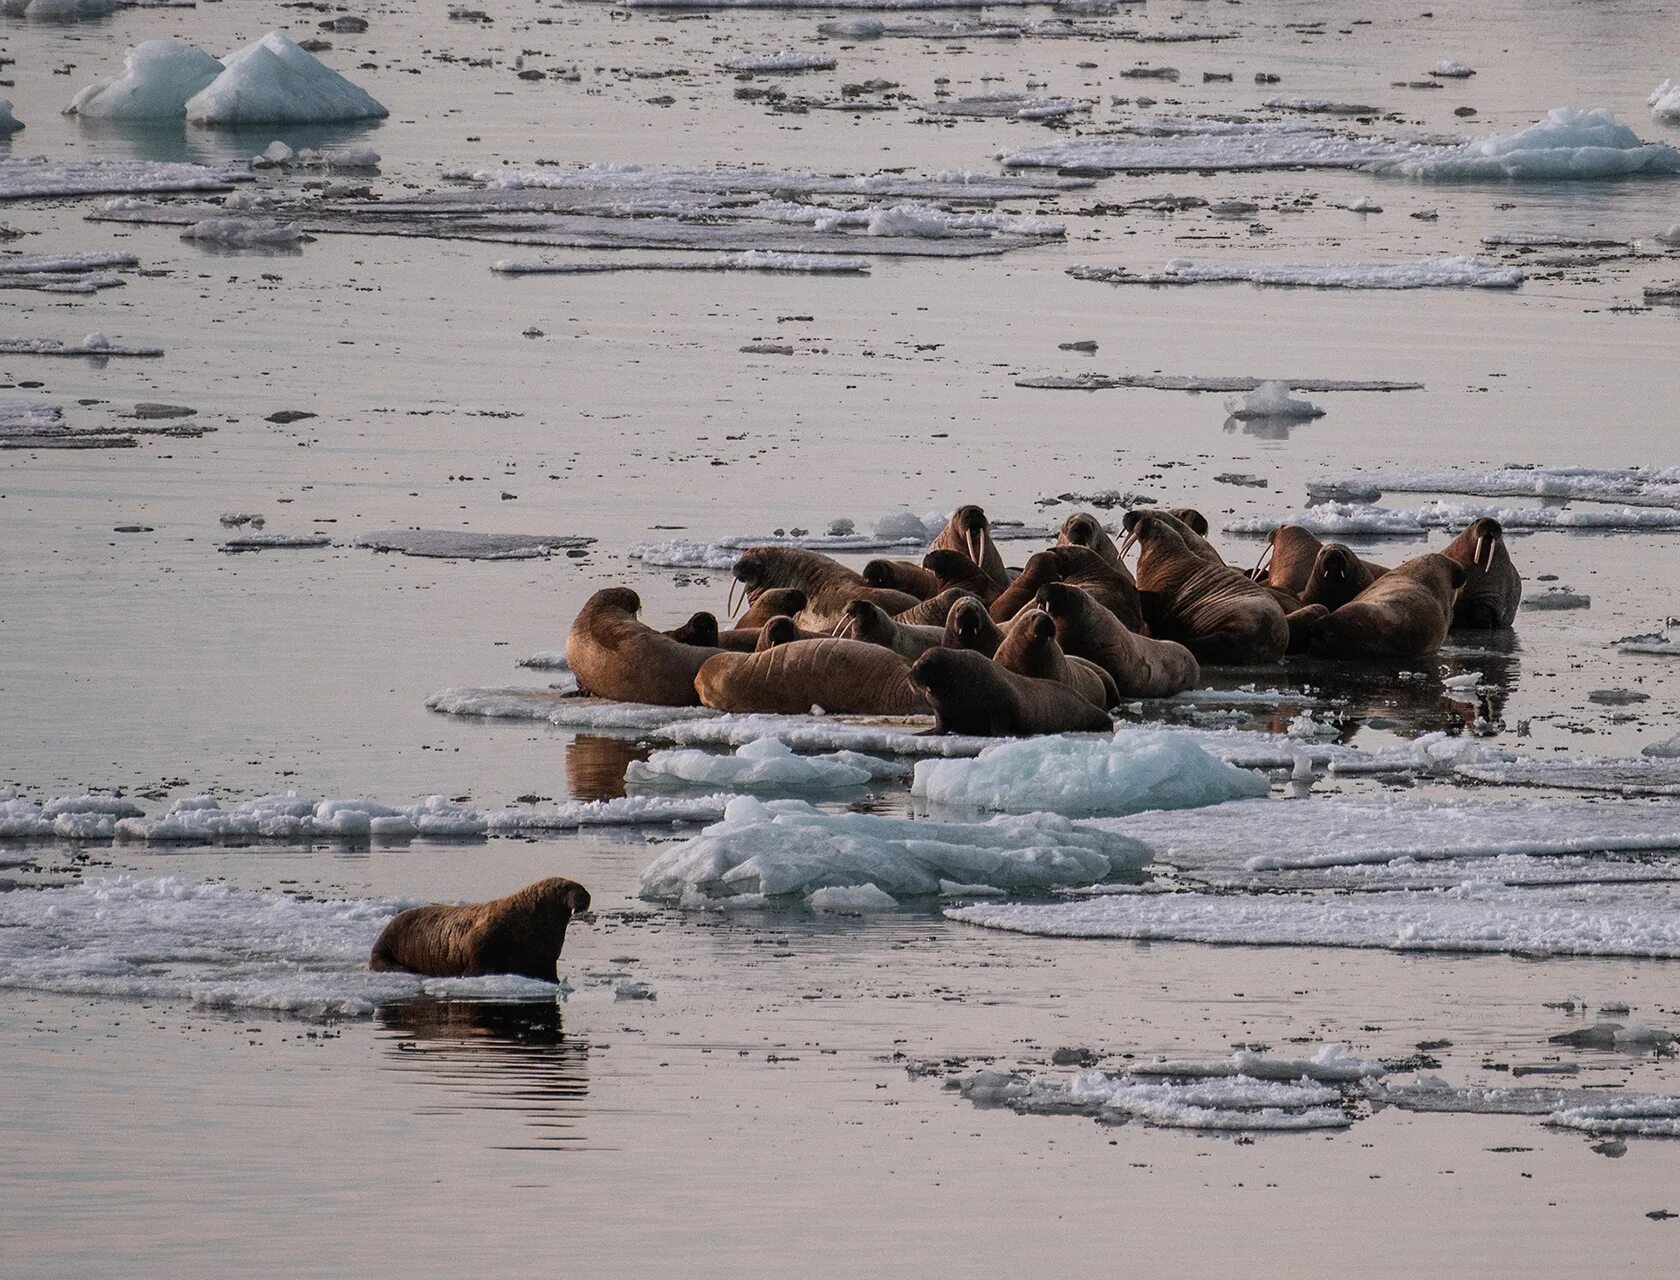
(1299, 542, 1386, 612)
(1119, 512, 1288, 665)
(1305, 552, 1467, 660)
(732, 547, 918, 631)
(908, 647, 1113, 736)
(1035, 582, 1200, 698)
(567, 587, 722, 705)
(928, 504, 1010, 589)
(369, 877, 591, 982)
(696, 637, 929, 715)
(893, 587, 975, 628)
(986, 546, 1142, 631)
(1251, 524, 1325, 595)
(922, 549, 1002, 604)
(835, 599, 945, 660)
(1057, 511, 1122, 566)
(1442, 517, 1521, 629)
(864, 558, 940, 600)
(995, 607, 1120, 710)
(736, 587, 807, 630)
(943, 595, 1007, 656)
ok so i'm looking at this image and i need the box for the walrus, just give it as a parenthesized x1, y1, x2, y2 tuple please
(864, 558, 940, 600)
(1035, 582, 1200, 698)
(369, 877, 591, 982)
(736, 587, 807, 629)
(696, 637, 929, 715)
(1164, 507, 1211, 538)
(713, 626, 766, 652)
(1118, 512, 1288, 665)
(1057, 511, 1122, 566)
(922, 549, 1002, 603)
(835, 599, 945, 660)
(1148, 507, 1226, 565)
(893, 587, 975, 628)
(943, 594, 1007, 656)
(908, 647, 1113, 736)
(1251, 524, 1325, 595)
(927, 504, 1010, 589)
(665, 611, 720, 647)
(1305, 552, 1467, 660)
(753, 615, 826, 650)
(1442, 517, 1521, 629)
(995, 607, 1121, 709)
(985, 546, 1143, 631)
(567, 587, 722, 705)
(732, 547, 918, 631)
(1299, 542, 1386, 612)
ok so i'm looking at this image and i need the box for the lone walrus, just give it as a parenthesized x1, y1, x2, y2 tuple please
(567, 587, 721, 705)
(369, 877, 591, 982)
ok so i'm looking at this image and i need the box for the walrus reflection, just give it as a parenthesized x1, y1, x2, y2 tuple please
(566, 735, 648, 802)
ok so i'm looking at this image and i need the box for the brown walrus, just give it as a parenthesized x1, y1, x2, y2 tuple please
(893, 587, 975, 628)
(943, 595, 1007, 656)
(696, 637, 929, 715)
(1164, 507, 1211, 538)
(1149, 507, 1226, 565)
(1035, 582, 1200, 698)
(908, 647, 1113, 736)
(369, 877, 591, 982)
(737, 587, 807, 629)
(1057, 511, 1122, 566)
(1250, 524, 1325, 594)
(714, 626, 766, 652)
(995, 607, 1121, 710)
(753, 616, 826, 650)
(922, 549, 1002, 604)
(927, 504, 1010, 589)
(1305, 552, 1467, 660)
(567, 587, 722, 705)
(665, 612, 721, 647)
(864, 558, 940, 600)
(835, 599, 945, 660)
(732, 547, 918, 631)
(1299, 542, 1387, 612)
(992, 545, 1144, 630)
(1119, 512, 1288, 665)
(1442, 517, 1521, 629)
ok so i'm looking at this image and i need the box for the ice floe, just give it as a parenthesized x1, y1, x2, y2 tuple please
(1132, 1045, 1387, 1082)
(956, 1066, 1354, 1130)
(807, 883, 899, 913)
(1070, 256, 1523, 291)
(1226, 380, 1323, 420)
(0, 252, 139, 277)
(66, 38, 223, 118)
(1455, 758, 1680, 797)
(1651, 79, 1680, 123)
(722, 51, 837, 72)
(461, 163, 1089, 202)
(1223, 501, 1680, 538)
(1522, 588, 1591, 610)
(181, 217, 309, 248)
(0, 102, 22, 135)
(114, 793, 487, 842)
(628, 737, 909, 791)
(1616, 632, 1680, 656)
(0, 334, 162, 357)
(1018, 373, 1423, 393)
(0, 793, 143, 840)
(1307, 464, 1680, 510)
(1372, 107, 1680, 180)
(484, 793, 736, 830)
(639, 796, 1148, 900)
(910, 732, 1268, 817)
(1001, 117, 1420, 173)
(1430, 59, 1476, 78)
(190, 34, 387, 126)
(354, 530, 595, 559)
(218, 532, 332, 552)
(492, 251, 870, 275)
(0, 157, 241, 201)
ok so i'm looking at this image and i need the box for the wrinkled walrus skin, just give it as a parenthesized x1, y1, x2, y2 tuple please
(1305, 553, 1467, 660)
(892, 587, 976, 629)
(922, 549, 1002, 604)
(864, 558, 941, 600)
(696, 637, 930, 715)
(1057, 511, 1122, 566)
(733, 547, 918, 631)
(943, 595, 1008, 657)
(927, 504, 1010, 590)
(835, 599, 945, 661)
(1300, 542, 1388, 612)
(1442, 517, 1521, 629)
(1120, 512, 1288, 666)
(909, 647, 1113, 737)
(987, 545, 1141, 631)
(567, 587, 722, 706)
(994, 607, 1120, 710)
(1035, 582, 1200, 699)
(369, 877, 591, 983)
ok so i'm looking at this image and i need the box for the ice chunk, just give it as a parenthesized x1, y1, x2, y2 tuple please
(1020, 374, 1422, 393)
(1307, 464, 1680, 510)
(0, 794, 142, 840)
(0, 101, 21, 135)
(492, 251, 870, 275)
(516, 650, 570, 670)
(0, 158, 241, 202)
(1521, 588, 1590, 610)
(1371, 108, 1680, 180)
(806, 883, 898, 912)
(218, 532, 332, 552)
(355, 530, 595, 559)
(653, 713, 983, 757)
(181, 217, 308, 247)
(1430, 59, 1475, 78)
(1616, 633, 1680, 655)
(1227, 379, 1323, 420)
(1651, 79, 1680, 122)
(1645, 734, 1680, 760)
(113, 793, 488, 842)
(185, 33, 388, 126)
(723, 51, 837, 72)
(0, 252, 139, 277)
(639, 796, 1148, 900)
(66, 38, 223, 119)
(1002, 116, 1421, 173)
(1222, 500, 1680, 537)
(628, 737, 909, 792)
(486, 793, 737, 830)
(1071, 256, 1523, 290)
(1132, 1043, 1386, 1082)
(911, 732, 1268, 817)
(1547, 1098, 1680, 1137)
(1455, 757, 1680, 797)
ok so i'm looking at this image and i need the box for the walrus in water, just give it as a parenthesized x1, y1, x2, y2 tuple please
(922, 549, 1002, 604)
(567, 587, 722, 705)
(1035, 582, 1200, 698)
(864, 558, 940, 600)
(943, 595, 1007, 656)
(1057, 511, 1123, 566)
(1250, 524, 1325, 594)
(1305, 552, 1467, 660)
(927, 504, 1010, 589)
(835, 599, 945, 660)
(908, 647, 1113, 736)
(1442, 517, 1521, 629)
(696, 637, 929, 715)
(736, 587, 807, 629)
(1299, 542, 1387, 612)
(369, 877, 591, 982)
(732, 547, 918, 631)
(995, 607, 1121, 709)
(988, 545, 1143, 630)
(1119, 512, 1288, 665)
(893, 587, 975, 628)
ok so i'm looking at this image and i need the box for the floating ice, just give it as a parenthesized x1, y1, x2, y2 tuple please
(0, 402, 65, 436)
(807, 883, 898, 913)
(65, 38, 223, 119)
(723, 51, 837, 72)
(0, 794, 142, 840)
(1133, 1044, 1387, 1082)
(1456, 757, 1680, 797)
(1266, 97, 1385, 117)
(1071, 256, 1523, 290)
(654, 713, 986, 758)
(517, 651, 570, 671)
(1002, 116, 1421, 173)
(956, 1066, 1354, 1131)
(0, 334, 162, 357)
(219, 532, 332, 552)
(1521, 588, 1591, 610)
(185, 33, 388, 126)
(425, 687, 717, 731)
(1617, 633, 1680, 656)
(911, 732, 1268, 817)
(181, 217, 308, 247)
(1019, 374, 1423, 393)
(492, 251, 870, 275)
(0, 252, 139, 277)
(1483, 231, 1630, 248)
(485, 793, 737, 830)
(1371, 108, 1680, 180)
(1227, 380, 1323, 420)
(0, 102, 21, 135)
(1651, 79, 1680, 123)
(1547, 1098, 1680, 1138)
(924, 94, 1089, 122)
(628, 737, 909, 792)
(0, 158, 241, 202)
(625, 0, 1049, 8)
(355, 529, 595, 560)
(1306, 464, 1680, 510)
(639, 796, 1148, 900)
(1222, 500, 1680, 537)
(1430, 59, 1475, 78)
(463, 163, 1088, 202)
(114, 793, 488, 842)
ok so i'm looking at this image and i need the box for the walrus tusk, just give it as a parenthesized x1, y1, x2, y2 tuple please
(1251, 543, 1273, 580)
(967, 527, 983, 568)
(1117, 528, 1139, 562)
(1475, 533, 1495, 572)
(727, 579, 742, 619)
(834, 616, 855, 641)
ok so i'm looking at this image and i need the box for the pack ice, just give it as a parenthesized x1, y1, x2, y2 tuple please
(1307, 464, 1680, 510)
(628, 737, 909, 791)
(1223, 500, 1680, 537)
(956, 1067, 1354, 1131)
(1371, 107, 1680, 179)
(1071, 257, 1522, 291)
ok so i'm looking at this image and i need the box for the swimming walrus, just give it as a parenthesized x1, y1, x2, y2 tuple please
(369, 877, 591, 982)
(1057, 511, 1122, 566)
(1119, 511, 1288, 665)
(836, 599, 946, 660)
(994, 607, 1121, 709)
(736, 587, 807, 630)
(893, 587, 976, 628)
(696, 637, 929, 715)
(864, 558, 940, 600)
(1442, 517, 1521, 629)
(927, 504, 1011, 589)
(1304, 552, 1467, 660)
(1035, 582, 1200, 698)
(922, 549, 1002, 604)
(943, 594, 1007, 656)
(908, 647, 1113, 737)
(732, 547, 918, 631)
(567, 587, 723, 705)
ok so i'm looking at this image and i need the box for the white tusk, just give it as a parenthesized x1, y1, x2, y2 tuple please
(1117, 529, 1139, 563)
(727, 579, 741, 619)
(1252, 543, 1273, 580)
(967, 527, 982, 568)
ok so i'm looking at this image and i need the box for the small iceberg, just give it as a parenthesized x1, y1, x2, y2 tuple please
(1226, 379, 1324, 421)
(1372, 107, 1680, 180)
(627, 737, 909, 792)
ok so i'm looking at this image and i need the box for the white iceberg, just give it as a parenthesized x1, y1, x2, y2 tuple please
(1430, 59, 1475, 78)
(1373, 107, 1680, 180)
(1227, 379, 1323, 420)
(66, 38, 223, 119)
(185, 33, 387, 127)
(1651, 79, 1680, 123)
(1306, 464, 1680, 510)
(628, 737, 909, 792)
(723, 51, 837, 72)
(957, 1067, 1354, 1130)
(911, 732, 1268, 817)
(807, 883, 898, 913)
(0, 101, 21, 135)
(486, 793, 736, 831)
(1222, 500, 1680, 537)
(180, 217, 307, 247)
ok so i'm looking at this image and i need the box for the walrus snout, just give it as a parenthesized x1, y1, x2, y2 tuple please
(1033, 581, 1074, 618)
(1467, 517, 1504, 572)
(1020, 608, 1057, 643)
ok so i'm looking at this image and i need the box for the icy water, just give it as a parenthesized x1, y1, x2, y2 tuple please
(5, 0, 1680, 1274)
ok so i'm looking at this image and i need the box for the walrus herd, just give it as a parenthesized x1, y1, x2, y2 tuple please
(563, 504, 1524, 735)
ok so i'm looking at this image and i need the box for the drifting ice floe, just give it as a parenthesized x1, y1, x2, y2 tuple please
(629, 515, 1050, 570)
(628, 737, 909, 791)
(1372, 108, 1680, 180)
(1430, 59, 1476, 78)
(484, 793, 737, 831)
(807, 884, 899, 913)
(1227, 380, 1323, 420)
(219, 532, 332, 552)
(1002, 116, 1427, 172)
(0, 102, 22, 135)
(1070, 257, 1522, 291)
(1617, 632, 1680, 656)
(1521, 588, 1590, 610)
(1017, 373, 1423, 393)
(0, 794, 143, 840)
(462, 163, 1089, 202)
(910, 732, 1268, 817)
(1650, 80, 1680, 123)
(1133, 1045, 1387, 1082)
(0, 252, 139, 277)
(114, 793, 488, 842)
(354, 530, 595, 559)
(655, 713, 990, 757)
(0, 334, 162, 357)
(492, 251, 870, 275)
(722, 51, 837, 72)
(1456, 758, 1680, 797)
(0, 876, 560, 1017)
(1308, 464, 1680, 510)
(66, 38, 224, 118)
(639, 796, 1148, 900)
(1223, 501, 1680, 538)
(0, 158, 240, 201)
(957, 1066, 1353, 1131)
(0, 402, 65, 436)
(181, 217, 308, 248)
(924, 94, 1090, 122)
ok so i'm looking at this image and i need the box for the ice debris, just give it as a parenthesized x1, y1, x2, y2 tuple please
(628, 737, 909, 792)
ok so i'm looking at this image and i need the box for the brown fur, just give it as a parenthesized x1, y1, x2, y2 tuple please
(753, 615, 826, 651)
(736, 587, 807, 629)
(893, 587, 975, 628)
(696, 637, 929, 715)
(1057, 511, 1122, 566)
(1253, 524, 1325, 596)
(1300, 543, 1385, 612)
(1120, 513, 1288, 665)
(922, 549, 1002, 604)
(733, 548, 917, 631)
(1164, 507, 1210, 538)
(908, 647, 1113, 737)
(995, 608, 1120, 709)
(369, 877, 590, 982)
(988, 546, 1142, 630)
(836, 599, 945, 660)
(1306, 552, 1467, 660)
(664, 612, 720, 647)
(1035, 581, 1200, 698)
(927, 504, 1010, 589)
(1442, 518, 1521, 629)
(943, 595, 1007, 657)
(864, 558, 940, 600)
(567, 587, 722, 705)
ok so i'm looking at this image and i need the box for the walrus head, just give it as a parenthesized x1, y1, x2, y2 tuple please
(862, 559, 898, 589)
(1059, 512, 1106, 551)
(1015, 607, 1058, 648)
(736, 586, 807, 629)
(923, 549, 995, 595)
(755, 616, 803, 651)
(589, 586, 643, 617)
(908, 645, 996, 700)
(952, 503, 993, 568)
(1465, 517, 1504, 573)
(510, 876, 593, 919)
(836, 598, 892, 644)
(943, 596, 1002, 655)
(665, 611, 720, 647)
(1164, 507, 1209, 537)
(1116, 510, 1187, 562)
(729, 548, 773, 617)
